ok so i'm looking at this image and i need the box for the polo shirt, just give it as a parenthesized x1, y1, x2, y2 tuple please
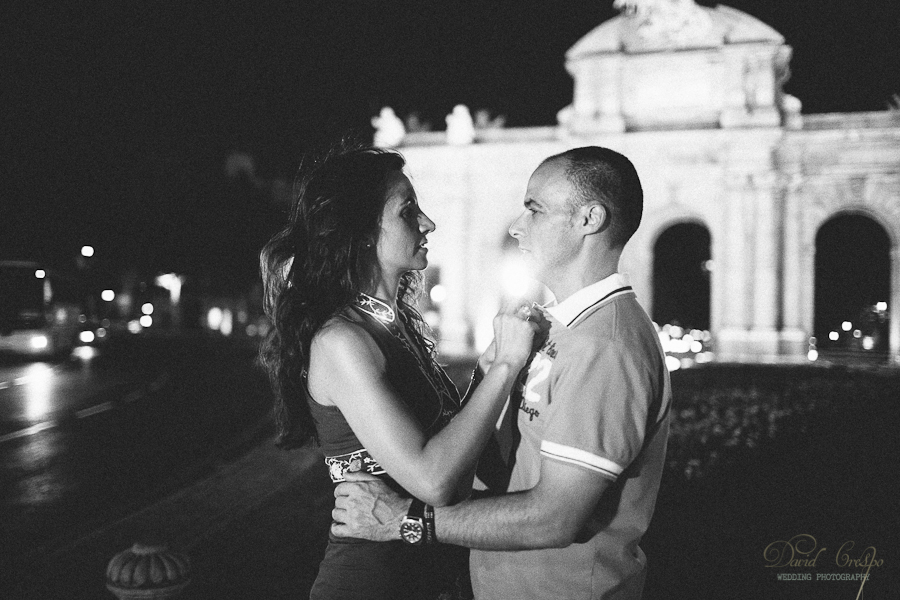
(470, 273, 672, 600)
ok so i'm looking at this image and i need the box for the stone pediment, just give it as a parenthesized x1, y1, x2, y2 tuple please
(560, 2, 797, 133)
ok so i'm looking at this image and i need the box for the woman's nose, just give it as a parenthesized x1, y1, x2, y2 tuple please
(420, 211, 436, 233)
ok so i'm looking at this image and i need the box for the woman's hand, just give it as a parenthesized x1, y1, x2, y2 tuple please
(491, 300, 542, 369)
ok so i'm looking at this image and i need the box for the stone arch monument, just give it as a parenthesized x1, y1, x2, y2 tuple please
(398, 1, 900, 364)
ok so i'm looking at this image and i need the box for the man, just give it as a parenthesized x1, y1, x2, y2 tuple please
(333, 146, 672, 599)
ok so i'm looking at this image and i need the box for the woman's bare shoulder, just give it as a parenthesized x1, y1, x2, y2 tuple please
(312, 313, 382, 365)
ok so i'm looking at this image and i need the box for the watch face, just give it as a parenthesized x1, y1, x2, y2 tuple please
(400, 519, 424, 544)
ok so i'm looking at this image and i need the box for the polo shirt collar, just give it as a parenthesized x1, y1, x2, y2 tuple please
(544, 273, 632, 328)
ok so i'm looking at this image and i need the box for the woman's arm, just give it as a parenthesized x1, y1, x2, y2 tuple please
(308, 310, 534, 507)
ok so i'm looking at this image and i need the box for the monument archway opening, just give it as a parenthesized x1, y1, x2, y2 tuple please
(651, 222, 711, 331)
(814, 213, 891, 354)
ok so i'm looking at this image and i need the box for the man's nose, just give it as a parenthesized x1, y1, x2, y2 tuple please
(508, 213, 525, 239)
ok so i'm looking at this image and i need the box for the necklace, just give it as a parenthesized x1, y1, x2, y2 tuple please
(352, 293, 459, 426)
(355, 292, 396, 324)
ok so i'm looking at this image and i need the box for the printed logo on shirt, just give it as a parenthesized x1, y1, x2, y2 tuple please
(514, 347, 554, 423)
(540, 339, 558, 359)
(522, 353, 553, 404)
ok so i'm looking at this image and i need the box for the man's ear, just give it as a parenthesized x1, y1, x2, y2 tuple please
(582, 203, 609, 235)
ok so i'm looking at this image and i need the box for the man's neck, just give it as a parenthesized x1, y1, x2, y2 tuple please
(547, 264, 619, 305)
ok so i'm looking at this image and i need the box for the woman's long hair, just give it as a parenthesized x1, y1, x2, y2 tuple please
(259, 143, 434, 449)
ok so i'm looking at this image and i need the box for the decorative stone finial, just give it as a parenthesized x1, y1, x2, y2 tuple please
(106, 543, 191, 599)
(446, 104, 476, 145)
(372, 106, 406, 148)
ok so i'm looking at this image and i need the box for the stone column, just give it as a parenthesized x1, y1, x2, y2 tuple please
(779, 172, 810, 358)
(431, 148, 473, 357)
(716, 171, 752, 360)
(891, 246, 900, 365)
(749, 172, 781, 359)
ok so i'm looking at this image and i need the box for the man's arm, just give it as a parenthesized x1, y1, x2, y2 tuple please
(333, 456, 611, 550)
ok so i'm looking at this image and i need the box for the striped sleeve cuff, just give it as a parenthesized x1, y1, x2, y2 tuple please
(540, 440, 623, 480)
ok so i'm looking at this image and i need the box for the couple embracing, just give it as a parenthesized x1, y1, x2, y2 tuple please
(259, 143, 671, 600)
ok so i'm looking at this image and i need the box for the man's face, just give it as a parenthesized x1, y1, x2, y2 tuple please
(508, 159, 580, 285)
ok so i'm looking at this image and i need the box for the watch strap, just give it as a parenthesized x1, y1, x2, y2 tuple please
(405, 498, 436, 545)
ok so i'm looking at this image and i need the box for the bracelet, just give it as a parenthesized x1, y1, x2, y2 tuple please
(473, 365, 485, 385)
(423, 503, 437, 544)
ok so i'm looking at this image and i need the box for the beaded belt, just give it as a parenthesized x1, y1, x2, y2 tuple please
(324, 448, 386, 483)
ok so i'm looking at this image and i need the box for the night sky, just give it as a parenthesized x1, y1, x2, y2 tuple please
(3, 0, 899, 290)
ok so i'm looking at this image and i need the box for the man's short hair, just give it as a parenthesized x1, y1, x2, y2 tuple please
(545, 146, 643, 248)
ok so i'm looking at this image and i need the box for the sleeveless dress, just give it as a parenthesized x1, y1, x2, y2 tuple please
(307, 297, 471, 600)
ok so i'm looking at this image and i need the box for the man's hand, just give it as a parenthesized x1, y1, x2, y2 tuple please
(331, 472, 412, 542)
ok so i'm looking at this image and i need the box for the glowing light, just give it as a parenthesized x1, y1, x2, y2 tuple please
(208, 307, 223, 330)
(862, 336, 875, 350)
(246, 324, 258, 337)
(807, 349, 819, 361)
(34, 269, 46, 279)
(128, 320, 142, 334)
(81, 246, 94, 258)
(683, 334, 694, 345)
(220, 309, 233, 336)
(665, 355, 682, 372)
(875, 301, 887, 312)
(695, 352, 713, 364)
(429, 284, 447, 304)
(96, 327, 107, 338)
(156, 273, 184, 304)
(658, 332, 671, 353)
(23, 363, 54, 420)
(73, 346, 98, 360)
(668, 338, 691, 353)
(680, 357, 695, 369)
(703, 260, 714, 272)
(829, 331, 839, 341)
(852, 329, 861, 338)
(79, 331, 95, 344)
(669, 325, 684, 339)
(502, 258, 533, 297)
(841, 321, 851, 332)
(141, 303, 154, 315)
(101, 290, 115, 302)
(690, 341, 703, 353)
(30, 335, 49, 350)
(423, 310, 440, 328)
(139, 315, 153, 328)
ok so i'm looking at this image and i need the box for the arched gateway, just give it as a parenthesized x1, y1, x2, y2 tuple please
(393, 1, 900, 364)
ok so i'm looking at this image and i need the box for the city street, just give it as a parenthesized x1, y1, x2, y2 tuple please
(0, 331, 274, 584)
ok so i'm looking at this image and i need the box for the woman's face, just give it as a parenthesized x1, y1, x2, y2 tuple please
(374, 171, 435, 276)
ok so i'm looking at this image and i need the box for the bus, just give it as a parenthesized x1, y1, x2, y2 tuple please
(0, 260, 83, 357)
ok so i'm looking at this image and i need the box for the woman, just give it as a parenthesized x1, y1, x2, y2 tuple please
(259, 144, 538, 600)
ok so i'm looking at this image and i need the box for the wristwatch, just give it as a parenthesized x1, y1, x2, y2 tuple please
(400, 499, 436, 545)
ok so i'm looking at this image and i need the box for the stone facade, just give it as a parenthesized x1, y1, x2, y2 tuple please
(397, 4, 900, 364)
